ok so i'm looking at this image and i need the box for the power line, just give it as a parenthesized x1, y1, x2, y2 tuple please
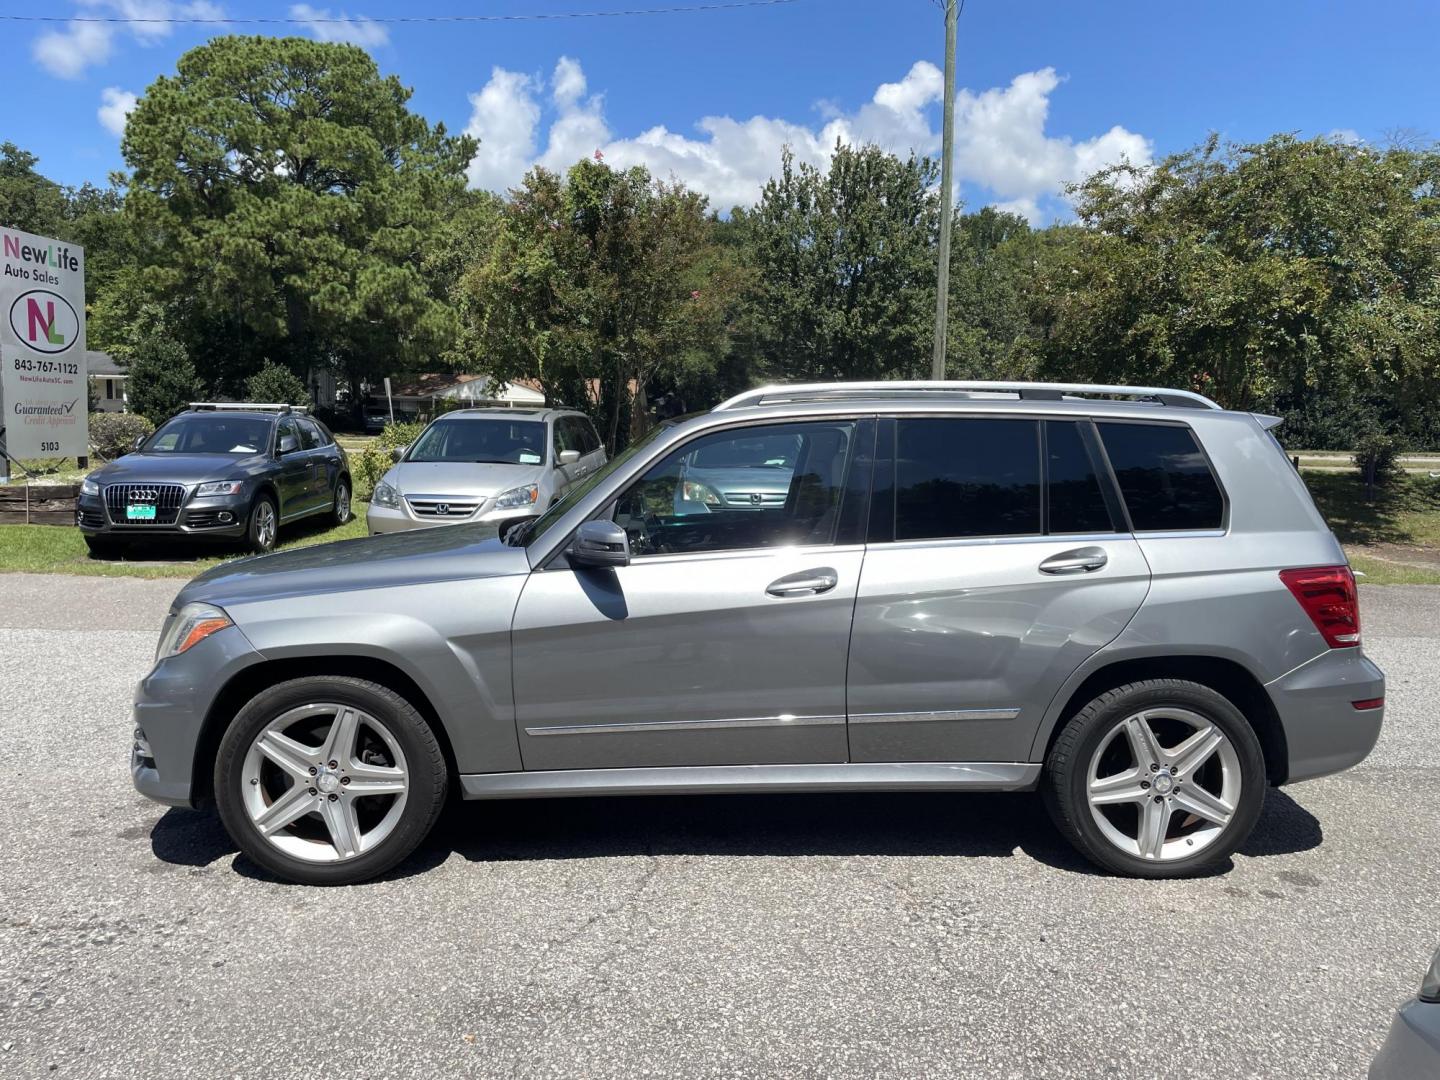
(0, 1, 803, 26)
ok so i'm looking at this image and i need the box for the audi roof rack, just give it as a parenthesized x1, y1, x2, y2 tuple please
(187, 402, 308, 414)
(711, 380, 1223, 412)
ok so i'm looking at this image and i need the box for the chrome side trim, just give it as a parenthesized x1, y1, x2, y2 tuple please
(850, 708, 1021, 725)
(523, 713, 844, 737)
(461, 761, 1042, 800)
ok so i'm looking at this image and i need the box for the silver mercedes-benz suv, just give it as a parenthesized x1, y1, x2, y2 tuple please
(132, 381, 1384, 885)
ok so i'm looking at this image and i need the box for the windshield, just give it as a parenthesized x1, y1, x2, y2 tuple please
(690, 433, 800, 469)
(143, 415, 272, 455)
(405, 418, 547, 465)
(515, 424, 668, 548)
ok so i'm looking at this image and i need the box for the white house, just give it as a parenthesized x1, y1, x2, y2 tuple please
(88, 351, 128, 413)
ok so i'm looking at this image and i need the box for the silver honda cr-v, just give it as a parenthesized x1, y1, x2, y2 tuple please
(131, 381, 1384, 885)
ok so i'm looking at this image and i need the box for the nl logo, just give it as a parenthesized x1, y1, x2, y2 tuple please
(8, 290, 80, 354)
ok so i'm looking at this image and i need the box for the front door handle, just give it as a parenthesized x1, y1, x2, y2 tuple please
(1039, 546, 1108, 575)
(766, 567, 839, 597)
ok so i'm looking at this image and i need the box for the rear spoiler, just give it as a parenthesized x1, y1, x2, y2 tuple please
(1251, 413, 1284, 431)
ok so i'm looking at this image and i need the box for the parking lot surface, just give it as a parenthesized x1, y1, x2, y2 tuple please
(2, 572, 1437, 1079)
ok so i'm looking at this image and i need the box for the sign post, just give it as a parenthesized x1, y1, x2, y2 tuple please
(0, 229, 88, 474)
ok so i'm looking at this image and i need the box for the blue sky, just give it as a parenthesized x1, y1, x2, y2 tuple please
(4, 0, 1438, 221)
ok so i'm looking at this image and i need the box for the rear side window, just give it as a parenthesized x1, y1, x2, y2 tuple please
(894, 418, 1040, 540)
(1097, 422, 1224, 531)
(1046, 421, 1117, 534)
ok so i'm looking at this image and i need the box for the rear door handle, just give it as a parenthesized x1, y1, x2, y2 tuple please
(1039, 546, 1108, 575)
(766, 567, 839, 597)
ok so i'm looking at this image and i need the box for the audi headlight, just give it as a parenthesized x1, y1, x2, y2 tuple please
(155, 602, 233, 662)
(494, 484, 539, 510)
(80, 476, 99, 496)
(194, 480, 245, 497)
(372, 480, 400, 508)
(681, 480, 723, 507)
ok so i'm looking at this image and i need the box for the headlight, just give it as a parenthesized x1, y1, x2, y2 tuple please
(372, 480, 399, 508)
(194, 480, 245, 497)
(681, 479, 723, 506)
(155, 602, 232, 662)
(494, 484, 539, 510)
(80, 477, 99, 496)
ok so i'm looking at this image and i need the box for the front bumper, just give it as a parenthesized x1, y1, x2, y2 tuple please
(1267, 646, 1385, 784)
(79, 491, 250, 539)
(131, 623, 263, 808)
(1370, 999, 1440, 1079)
(367, 499, 541, 536)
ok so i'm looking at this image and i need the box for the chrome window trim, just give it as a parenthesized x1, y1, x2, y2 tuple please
(849, 708, 1021, 725)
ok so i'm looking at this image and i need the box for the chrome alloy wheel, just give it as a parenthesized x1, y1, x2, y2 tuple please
(254, 501, 277, 549)
(240, 704, 408, 863)
(1086, 708, 1242, 862)
(335, 482, 352, 523)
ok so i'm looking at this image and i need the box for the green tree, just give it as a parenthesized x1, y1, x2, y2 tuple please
(126, 335, 201, 425)
(119, 36, 476, 399)
(0, 142, 67, 236)
(245, 361, 310, 405)
(736, 143, 940, 383)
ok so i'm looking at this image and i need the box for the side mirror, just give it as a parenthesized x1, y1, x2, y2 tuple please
(278, 434, 299, 455)
(558, 449, 581, 466)
(391, 445, 407, 463)
(570, 519, 630, 568)
(132, 434, 146, 452)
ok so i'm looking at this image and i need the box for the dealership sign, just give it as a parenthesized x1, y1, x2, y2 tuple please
(0, 229, 87, 460)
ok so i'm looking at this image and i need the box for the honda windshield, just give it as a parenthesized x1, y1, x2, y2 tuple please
(405, 418, 548, 465)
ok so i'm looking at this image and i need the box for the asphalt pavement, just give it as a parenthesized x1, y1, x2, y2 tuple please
(2, 572, 1437, 1079)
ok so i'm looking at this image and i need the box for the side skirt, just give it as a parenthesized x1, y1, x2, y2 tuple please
(460, 761, 1042, 800)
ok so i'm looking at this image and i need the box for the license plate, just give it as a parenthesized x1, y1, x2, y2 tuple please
(126, 504, 157, 521)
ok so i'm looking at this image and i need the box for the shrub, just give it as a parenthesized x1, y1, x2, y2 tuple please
(245, 362, 310, 406)
(126, 336, 200, 425)
(90, 412, 155, 460)
(1354, 430, 1403, 498)
(353, 420, 425, 500)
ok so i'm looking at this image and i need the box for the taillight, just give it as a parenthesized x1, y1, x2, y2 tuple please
(1279, 565, 1360, 648)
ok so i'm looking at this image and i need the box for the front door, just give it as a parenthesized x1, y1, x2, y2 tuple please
(274, 417, 312, 519)
(847, 416, 1151, 763)
(511, 418, 872, 772)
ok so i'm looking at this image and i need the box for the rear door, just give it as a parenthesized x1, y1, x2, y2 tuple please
(846, 415, 1151, 763)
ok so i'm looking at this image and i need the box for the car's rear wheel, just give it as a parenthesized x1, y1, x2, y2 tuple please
(332, 478, 352, 526)
(246, 494, 278, 554)
(214, 677, 447, 885)
(1043, 679, 1266, 878)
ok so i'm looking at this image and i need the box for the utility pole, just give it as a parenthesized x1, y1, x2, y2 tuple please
(931, 0, 958, 380)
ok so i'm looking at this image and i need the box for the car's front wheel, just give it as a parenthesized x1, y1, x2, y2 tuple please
(246, 494, 278, 554)
(214, 677, 448, 885)
(1043, 679, 1266, 878)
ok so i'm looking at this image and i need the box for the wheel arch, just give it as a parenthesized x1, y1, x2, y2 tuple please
(1033, 654, 1289, 786)
(190, 655, 459, 806)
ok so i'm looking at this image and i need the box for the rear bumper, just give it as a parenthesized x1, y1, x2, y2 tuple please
(1267, 647, 1385, 784)
(131, 624, 263, 808)
(1369, 999, 1440, 1079)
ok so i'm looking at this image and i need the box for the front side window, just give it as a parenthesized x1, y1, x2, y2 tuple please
(614, 421, 857, 557)
(144, 415, 273, 455)
(406, 418, 547, 465)
(894, 418, 1041, 541)
(1097, 422, 1224, 531)
(277, 417, 302, 453)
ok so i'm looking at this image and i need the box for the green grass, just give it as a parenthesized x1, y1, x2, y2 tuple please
(1303, 470, 1440, 548)
(1347, 553, 1440, 586)
(0, 503, 370, 579)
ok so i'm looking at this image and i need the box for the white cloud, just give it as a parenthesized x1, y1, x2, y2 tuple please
(33, 1, 226, 79)
(289, 4, 389, 48)
(97, 87, 139, 137)
(461, 58, 1152, 221)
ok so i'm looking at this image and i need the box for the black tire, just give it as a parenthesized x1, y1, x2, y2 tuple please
(83, 536, 125, 560)
(246, 492, 279, 554)
(1042, 679, 1266, 879)
(332, 477, 353, 526)
(214, 676, 448, 886)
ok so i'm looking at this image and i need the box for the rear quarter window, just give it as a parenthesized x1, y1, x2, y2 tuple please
(1097, 422, 1224, 532)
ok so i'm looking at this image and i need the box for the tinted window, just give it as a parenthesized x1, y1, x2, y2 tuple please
(277, 417, 302, 453)
(312, 420, 334, 446)
(894, 418, 1040, 540)
(1097, 422, 1224, 531)
(614, 421, 856, 556)
(297, 418, 323, 451)
(1046, 421, 1116, 534)
(581, 420, 602, 454)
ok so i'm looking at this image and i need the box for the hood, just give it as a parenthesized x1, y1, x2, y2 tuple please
(177, 522, 532, 609)
(93, 452, 271, 486)
(386, 460, 547, 497)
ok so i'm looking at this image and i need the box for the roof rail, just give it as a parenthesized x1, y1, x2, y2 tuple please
(187, 402, 307, 414)
(712, 381, 1222, 412)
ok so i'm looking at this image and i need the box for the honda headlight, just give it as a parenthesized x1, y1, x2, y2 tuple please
(681, 479, 723, 507)
(80, 476, 99, 496)
(155, 602, 233, 662)
(494, 484, 539, 510)
(372, 480, 400, 508)
(194, 480, 245, 497)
